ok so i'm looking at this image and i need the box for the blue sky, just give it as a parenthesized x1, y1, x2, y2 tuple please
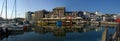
(0, 0, 120, 19)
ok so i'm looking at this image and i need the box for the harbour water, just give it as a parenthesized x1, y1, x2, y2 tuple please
(0, 24, 116, 41)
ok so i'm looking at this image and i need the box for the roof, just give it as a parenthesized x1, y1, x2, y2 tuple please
(53, 7, 65, 10)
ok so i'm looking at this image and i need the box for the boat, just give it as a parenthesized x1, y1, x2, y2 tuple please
(8, 23, 23, 30)
(5, 0, 24, 31)
(0, 0, 10, 28)
(0, 23, 10, 28)
(23, 20, 33, 28)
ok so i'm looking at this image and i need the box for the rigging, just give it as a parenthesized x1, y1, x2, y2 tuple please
(0, 0, 5, 17)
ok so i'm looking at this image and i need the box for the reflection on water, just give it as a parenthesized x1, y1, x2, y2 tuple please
(0, 24, 116, 41)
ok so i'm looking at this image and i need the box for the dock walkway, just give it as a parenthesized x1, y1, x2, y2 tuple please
(101, 29, 108, 41)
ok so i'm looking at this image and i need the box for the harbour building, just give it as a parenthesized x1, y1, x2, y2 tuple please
(25, 7, 108, 26)
(25, 11, 34, 21)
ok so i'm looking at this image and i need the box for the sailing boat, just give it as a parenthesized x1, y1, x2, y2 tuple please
(0, 0, 10, 28)
(8, 0, 24, 30)
(0, 0, 10, 34)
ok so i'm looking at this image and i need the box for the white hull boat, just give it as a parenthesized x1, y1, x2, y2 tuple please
(8, 23, 24, 31)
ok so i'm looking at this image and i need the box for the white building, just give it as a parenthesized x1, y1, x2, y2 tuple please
(25, 11, 34, 21)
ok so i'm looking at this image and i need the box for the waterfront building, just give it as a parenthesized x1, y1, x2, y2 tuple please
(31, 14, 36, 22)
(90, 13, 96, 21)
(53, 7, 65, 17)
(78, 11, 84, 17)
(102, 15, 106, 21)
(113, 15, 117, 19)
(81, 11, 102, 21)
(25, 11, 34, 21)
(29, 7, 105, 22)
(34, 10, 49, 21)
(104, 14, 116, 22)
(30, 7, 81, 22)
(92, 11, 102, 21)
(45, 11, 52, 18)
(111, 14, 117, 22)
(65, 11, 78, 17)
(24, 7, 116, 25)
(83, 11, 91, 21)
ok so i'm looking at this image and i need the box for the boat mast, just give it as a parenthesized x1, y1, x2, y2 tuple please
(5, 0, 7, 22)
(14, 0, 17, 23)
(15, 0, 16, 18)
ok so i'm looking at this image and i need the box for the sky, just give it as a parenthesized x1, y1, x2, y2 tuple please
(0, 0, 120, 19)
